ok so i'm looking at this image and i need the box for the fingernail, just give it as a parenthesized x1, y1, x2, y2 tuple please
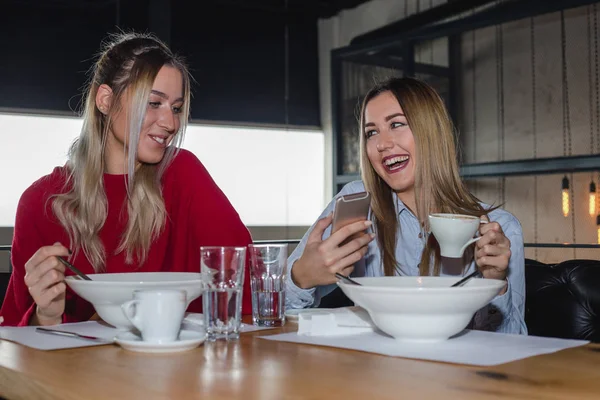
(364, 221, 372, 227)
(370, 233, 376, 239)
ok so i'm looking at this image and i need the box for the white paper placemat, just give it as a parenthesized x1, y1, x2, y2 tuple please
(0, 313, 274, 351)
(0, 321, 119, 350)
(260, 329, 589, 366)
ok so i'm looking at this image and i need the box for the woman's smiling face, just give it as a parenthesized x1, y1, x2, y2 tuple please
(364, 91, 416, 197)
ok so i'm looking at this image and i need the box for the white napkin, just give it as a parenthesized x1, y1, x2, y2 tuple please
(297, 306, 375, 336)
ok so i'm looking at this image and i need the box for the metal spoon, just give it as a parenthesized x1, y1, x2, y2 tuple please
(36, 327, 112, 343)
(335, 272, 362, 286)
(451, 270, 481, 287)
(57, 256, 92, 281)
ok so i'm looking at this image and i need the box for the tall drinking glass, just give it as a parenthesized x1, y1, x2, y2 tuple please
(248, 244, 287, 327)
(201, 246, 246, 341)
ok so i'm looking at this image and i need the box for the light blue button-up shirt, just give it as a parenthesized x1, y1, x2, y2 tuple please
(285, 180, 528, 335)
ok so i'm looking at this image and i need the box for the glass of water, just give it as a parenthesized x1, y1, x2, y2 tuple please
(201, 246, 246, 341)
(248, 244, 287, 327)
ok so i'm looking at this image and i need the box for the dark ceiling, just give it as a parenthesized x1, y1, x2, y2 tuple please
(4, 0, 371, 19)
(3, 0, 370, 126)
(207, 0, 372, 18)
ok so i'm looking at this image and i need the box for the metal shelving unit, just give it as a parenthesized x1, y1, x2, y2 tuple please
(330, 0, 600, 195)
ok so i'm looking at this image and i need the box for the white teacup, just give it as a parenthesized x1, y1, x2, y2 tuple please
(120, 289, 187, 343)
(428, 213, 484, 258)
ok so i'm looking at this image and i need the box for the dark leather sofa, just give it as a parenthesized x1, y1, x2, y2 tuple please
(525, 259, 600, 342)
(320, 258, 600, 343)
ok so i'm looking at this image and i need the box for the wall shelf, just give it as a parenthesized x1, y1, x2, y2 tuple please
(460, 155, 600, 179)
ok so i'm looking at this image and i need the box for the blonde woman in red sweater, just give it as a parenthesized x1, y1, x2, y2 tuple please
(1, 32, 252, 326)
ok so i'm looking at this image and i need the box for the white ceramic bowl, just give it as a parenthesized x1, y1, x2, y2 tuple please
(337, 276, 505, 342)
(65, 272, 205, 330)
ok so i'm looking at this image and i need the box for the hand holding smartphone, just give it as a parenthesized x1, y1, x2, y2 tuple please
(290, 191, 373, 288)
(331, 192, 371, 245)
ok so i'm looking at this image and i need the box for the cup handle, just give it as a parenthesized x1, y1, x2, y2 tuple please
(458, 220, 487, 255)
(459, 237, 481, 256)
(120, 300, 142, 331)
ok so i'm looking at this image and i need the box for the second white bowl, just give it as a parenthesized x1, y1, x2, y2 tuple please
(337, 276, 505, 342)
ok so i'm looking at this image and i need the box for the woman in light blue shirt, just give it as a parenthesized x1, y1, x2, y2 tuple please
(286, 77, 527, 335)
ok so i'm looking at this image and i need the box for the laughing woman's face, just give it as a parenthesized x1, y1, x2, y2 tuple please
(364, 91, 416, 197)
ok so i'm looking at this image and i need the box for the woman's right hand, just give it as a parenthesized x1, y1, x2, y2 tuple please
(24, 243, 71, 326)
(291, 214, 375, 289)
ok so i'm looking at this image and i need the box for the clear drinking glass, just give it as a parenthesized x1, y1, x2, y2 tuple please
(201, 246, 246, 341)
(248, 244, 287, 327)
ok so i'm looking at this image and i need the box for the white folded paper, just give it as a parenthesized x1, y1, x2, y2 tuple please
(297, 306, 375, 336)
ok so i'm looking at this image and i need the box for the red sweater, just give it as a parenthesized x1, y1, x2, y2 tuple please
(0, 149, 253, 326)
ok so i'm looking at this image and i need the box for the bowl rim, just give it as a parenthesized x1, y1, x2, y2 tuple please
(65, 272, 203, 286)
(336, 276, 506, 293)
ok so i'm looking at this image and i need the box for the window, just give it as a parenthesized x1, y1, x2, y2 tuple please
(0, 113, 324, 227)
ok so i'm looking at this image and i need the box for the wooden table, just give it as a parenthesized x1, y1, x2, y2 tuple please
(1, 319, 599, 400)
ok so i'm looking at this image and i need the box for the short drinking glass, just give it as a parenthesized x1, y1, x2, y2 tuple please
(201, 246, 246, 341)
(248, 244, 287, 327)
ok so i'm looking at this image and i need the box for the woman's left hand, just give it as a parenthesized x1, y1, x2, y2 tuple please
(475, 216, 511, 294)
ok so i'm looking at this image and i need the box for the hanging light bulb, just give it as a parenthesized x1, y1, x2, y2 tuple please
(562, 176, 570, 217)
(590, 181, 597, 216)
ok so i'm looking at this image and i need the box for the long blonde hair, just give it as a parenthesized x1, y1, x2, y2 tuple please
(359, 77, 492, 277)
(52, 32, 191, 271)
